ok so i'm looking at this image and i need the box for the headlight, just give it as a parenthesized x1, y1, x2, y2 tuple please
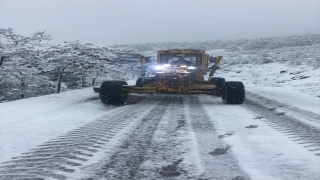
(155, 65, 164, 70)
(180, 65, 187, 68)
(187, 66, 196, 69)
(163, 64, 171, 67)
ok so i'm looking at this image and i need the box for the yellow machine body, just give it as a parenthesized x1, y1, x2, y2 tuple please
(126, 49, 223, 95)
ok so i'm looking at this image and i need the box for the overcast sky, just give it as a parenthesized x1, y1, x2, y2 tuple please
(1, 0, 319, 46)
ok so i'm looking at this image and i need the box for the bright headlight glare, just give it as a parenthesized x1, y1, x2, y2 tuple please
(155, 65, 164, 70)
(188, 66, 196, 69)
(163, 64, 171, 67)
(180, 65, 187, 68)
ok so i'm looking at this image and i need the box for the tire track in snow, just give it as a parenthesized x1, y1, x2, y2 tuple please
(246, 91, 320, 124)
(133, 95, 205, 179)
(0, 96, 157, 180)
(244, 93, 320, 156)
(78, 95, 173, 180)
(185, 96, 250, 180)
(79, 95, 249, 180)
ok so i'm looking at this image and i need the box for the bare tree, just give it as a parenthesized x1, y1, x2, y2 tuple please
(42, 41, 115, 93)
(0, 28, 51, 100)
(66, 41, 114, 88)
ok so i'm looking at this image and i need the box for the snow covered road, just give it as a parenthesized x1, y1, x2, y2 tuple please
(0, 88, 319, 180)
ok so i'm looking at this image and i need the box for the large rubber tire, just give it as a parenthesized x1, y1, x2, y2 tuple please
(209, 77, 225, 88)
(222, 81, 245, 104)
(136, 78, 143, 87)
(136, 77, 156, 87)
(99, 81, 128, 104)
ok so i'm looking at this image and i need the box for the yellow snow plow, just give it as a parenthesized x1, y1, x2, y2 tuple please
(95, 49, 245, 104)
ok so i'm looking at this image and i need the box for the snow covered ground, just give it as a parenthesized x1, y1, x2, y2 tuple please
(217, 62, 320, 113)
(0, 62, 319, 179)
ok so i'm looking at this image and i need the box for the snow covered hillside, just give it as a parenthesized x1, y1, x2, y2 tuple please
(122, 34, 320, 98)
(1, 33, 318, 103)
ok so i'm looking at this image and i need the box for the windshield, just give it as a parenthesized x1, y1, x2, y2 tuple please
(160, 53, 201, 66)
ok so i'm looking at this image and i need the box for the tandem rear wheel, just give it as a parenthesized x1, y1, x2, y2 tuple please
(99, 81, 129, 104)
(222, 81, 245, 104)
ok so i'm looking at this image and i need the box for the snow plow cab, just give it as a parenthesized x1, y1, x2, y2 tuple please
(96, 49, 245, 104)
